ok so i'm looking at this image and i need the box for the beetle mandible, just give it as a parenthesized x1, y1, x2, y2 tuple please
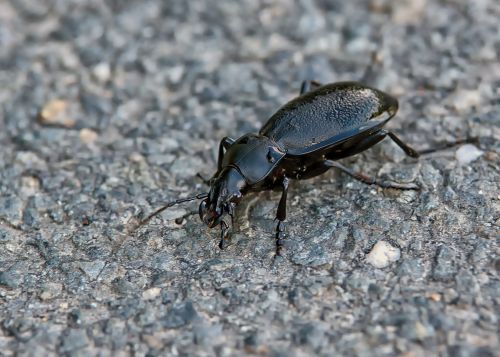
(136, 80, 420, 255)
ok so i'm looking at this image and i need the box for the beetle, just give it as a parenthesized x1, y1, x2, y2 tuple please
(135, 80, 420, 255)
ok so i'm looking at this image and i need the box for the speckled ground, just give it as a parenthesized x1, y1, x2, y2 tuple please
(0, 0, 498, 356)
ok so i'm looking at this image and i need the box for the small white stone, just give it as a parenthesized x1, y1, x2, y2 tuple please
(92, 62, 111, 83)
(167, 65, 185, 84)
(79, 128, 98, 144)
(455, 144, 484, 166)
(39, 282, 63, 300)
(449, 89, 481, 113)
(142, 287, 161, 300)
(366, 241, 401, 269)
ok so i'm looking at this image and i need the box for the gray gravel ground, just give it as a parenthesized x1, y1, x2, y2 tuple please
(0, 0, 499, 356)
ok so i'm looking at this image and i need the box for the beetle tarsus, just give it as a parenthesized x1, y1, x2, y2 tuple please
(275, 221, 287, 256)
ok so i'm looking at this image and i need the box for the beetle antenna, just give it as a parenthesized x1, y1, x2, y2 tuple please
(132, 192, 209, 232)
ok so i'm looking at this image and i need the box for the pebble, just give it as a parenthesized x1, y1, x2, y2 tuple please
(455, 144, 484, 166)
(162, 301, 198, 329)
(60, 329, 90, 353)
(0, 195, 24, 227)
(79, 261, 105, 281)
(142, 287, 161, 300)
(193, 322, 223, 346)
(38, 99, 77, 128)
(366, 241, 401, 269)
(79, 128, 98, 144)
(92, 62, 112, 83)
(39, 282, 63, 300)
(0, 270, 23, 288)
(392, 0, 427, 25)
(448, 89, 482, 113)
(433, 246, 457, 281)
(294, 323, 327, 350)
(19, 175, 41, 197)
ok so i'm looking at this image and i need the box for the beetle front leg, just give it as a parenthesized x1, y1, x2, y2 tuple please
(300, 80, 322, 95)
(324, 160, 419, 190)
(275, 177, 289, 256)
(198, 136, 234, 185)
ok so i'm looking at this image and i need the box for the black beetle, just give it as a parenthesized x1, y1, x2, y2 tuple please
(136, 80, 420, 255)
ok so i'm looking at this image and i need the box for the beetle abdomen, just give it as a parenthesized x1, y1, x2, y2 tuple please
(260, 82, 397, 151)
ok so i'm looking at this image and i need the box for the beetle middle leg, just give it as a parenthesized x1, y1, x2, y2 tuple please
(324, 160, 419, 190)
(275, 177, 289, 255)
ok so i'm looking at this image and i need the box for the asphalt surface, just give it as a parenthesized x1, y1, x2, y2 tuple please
(0, 0, 498, 356)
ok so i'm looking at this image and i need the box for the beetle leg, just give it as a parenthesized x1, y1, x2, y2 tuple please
(275, 177, 289, 255)
(324, 160, 419, 190)
(385, 131, 420, 158)
(300, 80, 323, 95)
(217, 136, 235, 171)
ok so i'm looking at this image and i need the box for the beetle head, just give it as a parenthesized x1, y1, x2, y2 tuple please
(199, 167, 246, 228)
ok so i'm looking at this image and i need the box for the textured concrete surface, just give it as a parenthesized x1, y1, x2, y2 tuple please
(0, 0, 498, 356)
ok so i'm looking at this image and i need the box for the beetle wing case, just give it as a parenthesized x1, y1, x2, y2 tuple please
(260, 81, 398, 156)
(285, 119, 387, 157)
(221, 134, 286, 185)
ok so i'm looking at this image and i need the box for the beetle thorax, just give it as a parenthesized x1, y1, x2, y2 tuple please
(199, 167, 247, 228)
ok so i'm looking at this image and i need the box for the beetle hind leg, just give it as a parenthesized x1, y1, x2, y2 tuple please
(359, 51, 383, 84)
(324, 160, 419, 190)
